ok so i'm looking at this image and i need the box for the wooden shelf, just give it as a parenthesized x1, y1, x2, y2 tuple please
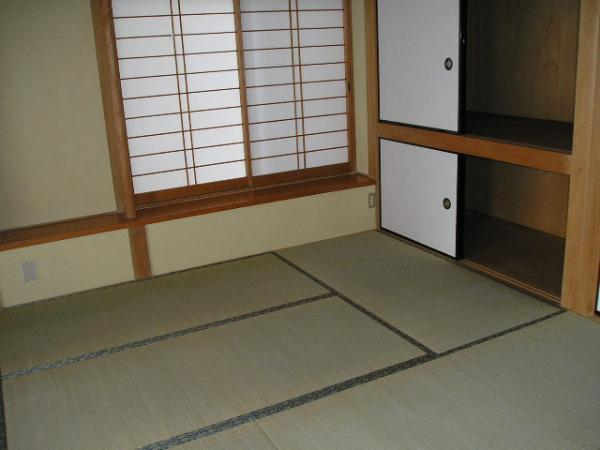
(462, 211, 565, 301)
(0, 174, 375, 252)
(465, 112, 573, 153)
(377, 122, 571, 175)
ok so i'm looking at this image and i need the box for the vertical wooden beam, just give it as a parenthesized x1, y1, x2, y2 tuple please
(129, 226, 152, 280)
(562, 0, 600, 315)
(90, 0, 137, 219)
(344, 0, 358, 172)
(364, 0, 379, 180)
(233, 0, 254, 187)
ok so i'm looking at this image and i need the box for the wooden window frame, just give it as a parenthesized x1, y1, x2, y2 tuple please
(91, 0, 357, 211)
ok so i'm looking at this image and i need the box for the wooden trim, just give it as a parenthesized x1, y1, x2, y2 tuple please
(136, 177, 249, 206)
(251, 163, 352, 187)
(290, 0, 308, 169)
(129, 226, 152, 280)
(365, 0, 379, 179)
(0, 174, 375, 252)
(378, 122, 572, 175)
(233, 0, 254, 187)
(171, 1, 196, 187)
(461, 259, 561, 305)
(90, 0, 137, 219)
(344, 0, 357, 172)
(562, 0, 600, 316)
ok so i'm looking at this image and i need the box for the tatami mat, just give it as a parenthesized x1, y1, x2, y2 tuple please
(0, 254, 327, 374)
(256, 312, 600, 450)
(278, 232, 558, 352)
(3, 297, 423, 450)
(176, 422, 278, 450)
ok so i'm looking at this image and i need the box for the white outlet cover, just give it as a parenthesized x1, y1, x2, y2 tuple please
(21, 261, 38, 283)
(368, 193, 376, 208)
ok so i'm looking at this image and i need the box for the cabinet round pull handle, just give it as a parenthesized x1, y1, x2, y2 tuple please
(443, 198, 452, 210)
(444, 58, 454, 71)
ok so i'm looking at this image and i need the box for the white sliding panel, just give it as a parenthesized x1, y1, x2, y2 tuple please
(241, 0, 350, 177)
(380, 139, 459, 257)
(377, 0, 462, 132)
(113, 0, 245, 195)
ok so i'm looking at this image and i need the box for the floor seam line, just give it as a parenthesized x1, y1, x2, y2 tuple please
(438, 309, 567, 357)
(138, 354, 433, 450)
(139, 308, 565, 450)
(254, 421, 283, 450)
(1, 292, 334, 381)
(271, 252, 437, 355)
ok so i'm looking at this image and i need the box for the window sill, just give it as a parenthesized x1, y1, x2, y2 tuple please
(0, 174, 375, 252)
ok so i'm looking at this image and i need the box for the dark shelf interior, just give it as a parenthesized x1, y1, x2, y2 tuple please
(462, 211, 565, 299)
(464, 111, 574, 153)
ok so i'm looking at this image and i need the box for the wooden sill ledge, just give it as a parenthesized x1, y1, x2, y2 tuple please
(0, 174, 375, 252)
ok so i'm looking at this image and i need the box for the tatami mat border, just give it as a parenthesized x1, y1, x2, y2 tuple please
(1, 292, 334, 381)
(142, 309, 566, 449)
(272, 252, 437, 355)
(0, 236, 567, 449)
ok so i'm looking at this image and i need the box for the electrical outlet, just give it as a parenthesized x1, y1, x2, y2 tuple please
(368, 192, 376, 209)
(21, 261, 38, 283)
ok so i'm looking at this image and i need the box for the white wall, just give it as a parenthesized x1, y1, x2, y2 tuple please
(0, 231, 135, 308)
(0, 0, 374, 307)
(149, 186, 376, 275)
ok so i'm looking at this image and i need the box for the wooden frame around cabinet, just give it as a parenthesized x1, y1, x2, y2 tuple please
(364, 0, 600, 316)
(90, 0, 357, 209)
(563, 0, 600, 316)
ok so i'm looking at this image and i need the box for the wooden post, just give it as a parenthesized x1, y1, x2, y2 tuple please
(129, 226, 152, 280)
(90, 0, 137, 219)
(562, 0, 600, 315)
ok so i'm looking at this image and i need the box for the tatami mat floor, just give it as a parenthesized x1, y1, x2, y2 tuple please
(0, 231, 598, 449)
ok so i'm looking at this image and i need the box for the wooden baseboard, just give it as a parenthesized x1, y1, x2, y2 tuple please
(461, 259, 561, 305)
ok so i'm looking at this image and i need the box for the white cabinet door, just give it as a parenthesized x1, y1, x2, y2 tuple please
(380, 139, 459, 257)
(378, 0, 462, 132)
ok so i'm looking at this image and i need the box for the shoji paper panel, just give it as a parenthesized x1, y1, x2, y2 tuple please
(240, 0, 349, 176)
(113, 0, 245, 195)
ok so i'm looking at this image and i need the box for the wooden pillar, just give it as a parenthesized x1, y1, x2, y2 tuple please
(562, 0, 600, 315)
(90, 0, 137, 219)
(129, 226, 152, 280)
(365, 0, 379, 180)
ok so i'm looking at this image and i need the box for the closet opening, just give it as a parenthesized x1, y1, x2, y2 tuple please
(464, 0, 580, 153)
(461, 157, 569, 301)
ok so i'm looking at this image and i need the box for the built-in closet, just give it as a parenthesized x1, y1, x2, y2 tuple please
(377, 0, 580, 303)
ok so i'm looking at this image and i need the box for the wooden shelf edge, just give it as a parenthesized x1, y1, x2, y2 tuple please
(461, 259, 562, 305)
(0, 174, 375, 252)
(377, 122, 572, 175)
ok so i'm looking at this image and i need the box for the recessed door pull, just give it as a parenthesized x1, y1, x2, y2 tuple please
(444, 58, 454, 70)
(443, 198, 452, 209)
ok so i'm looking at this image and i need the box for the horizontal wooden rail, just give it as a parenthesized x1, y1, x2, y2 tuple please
(0, 174, 375, 252)
(377, 123, 572, 175)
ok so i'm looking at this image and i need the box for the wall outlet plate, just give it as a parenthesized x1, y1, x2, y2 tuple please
(368, 192, 376, 209)
(21, 261, 38, 283)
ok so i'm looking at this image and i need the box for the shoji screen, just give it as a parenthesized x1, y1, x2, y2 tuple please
(113, 0, 246, 196)
(241, 0, 351, 178)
